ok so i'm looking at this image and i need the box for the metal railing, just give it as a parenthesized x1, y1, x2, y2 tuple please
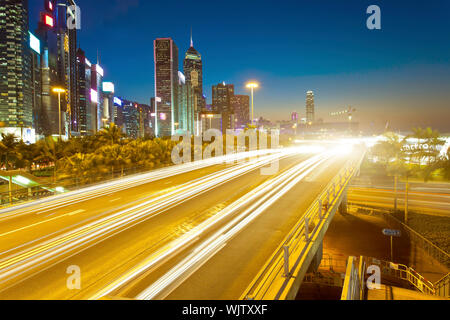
(242, 152, 365, 300)
(341, 256, 365, 300)
(348, 205, 450, 268)
(364, 256, 436, 296)
(434, 273, 450, 298)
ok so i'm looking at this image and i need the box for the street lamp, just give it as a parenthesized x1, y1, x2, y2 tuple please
(52, 87, 65, 139)
(246, 82, 259, 127)
(206, 114, 213, 129)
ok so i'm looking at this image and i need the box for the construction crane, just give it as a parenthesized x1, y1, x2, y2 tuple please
(330, 106, 356, 122)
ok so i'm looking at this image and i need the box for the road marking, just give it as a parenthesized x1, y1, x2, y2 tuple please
(67, 209, 86, 216)
(0, 209, 86, 238)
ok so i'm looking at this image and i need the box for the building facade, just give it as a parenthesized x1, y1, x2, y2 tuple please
(0, 0, 34, 142)
(231, 94, 250, 129)
(212, 82, 235, 132)
(306, 90, 315, 124)
(154, 38, 179, 137)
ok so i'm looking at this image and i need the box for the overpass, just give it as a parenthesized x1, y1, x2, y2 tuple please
(0, 144, 365, 300)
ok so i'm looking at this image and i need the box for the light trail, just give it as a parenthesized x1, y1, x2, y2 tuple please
(88, 152, 332, 299)
(0, 149, 301, 290)
(0, 149, 283, 220)
(135, 153, 332, 300)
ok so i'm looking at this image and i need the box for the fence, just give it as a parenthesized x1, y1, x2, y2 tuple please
(348, 204, 450, 269)
(341, 256, 365, 300)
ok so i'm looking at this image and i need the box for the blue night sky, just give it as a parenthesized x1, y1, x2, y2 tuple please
(29, 0, 450, 131)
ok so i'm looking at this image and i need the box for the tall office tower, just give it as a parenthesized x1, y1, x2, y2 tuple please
(35, 0, 60, 138)
(212, 82, 235, 132)
(306, 91, 315, 124)
(154, 38, 179, 137)
(76, 49, 93, 135)
(29, 32, 42, 140)
(0, 0, 34, 142)
(177, 71, 195, 134)
(102, 81, 115, 126)
(119, 99, 139, 138)
(291, 111, 299, 123)
(183, 33, 203, 126)
(55, 0, 78, 136)
(91, 63, 104, 131)
(231, 95, 250, 129)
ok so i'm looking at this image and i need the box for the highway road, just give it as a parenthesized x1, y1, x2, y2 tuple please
(0, 146, 357, 300)
(348, 187, 450, 217)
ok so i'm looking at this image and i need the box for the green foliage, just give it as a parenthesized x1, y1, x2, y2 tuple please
(368, 128, 448, 181)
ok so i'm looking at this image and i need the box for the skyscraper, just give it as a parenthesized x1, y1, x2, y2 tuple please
(183, 32, 204, 125)
(35, 0, 60, 138)
(55, 0, 78, 136)
(231, 95, 250, 129)
(0, 0, 33, 142)
(212, 82, 235, 131)
(75, 49, 93, 136)
(306, 91, 315, 124)
(154, 38, 179, 137)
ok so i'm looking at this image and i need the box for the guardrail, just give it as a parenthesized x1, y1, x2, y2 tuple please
(434, 273, 450, 298)
(348, 205, 450, 268)
(364, 256, 436, 296)
(341, 256, 365, 300)
(342, 256, 439, 300)
(241, 151, 365, 300)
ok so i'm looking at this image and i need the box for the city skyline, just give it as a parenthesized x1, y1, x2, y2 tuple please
(28, 0, 450, 132)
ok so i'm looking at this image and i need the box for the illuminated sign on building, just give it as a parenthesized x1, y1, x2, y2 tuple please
(113, 97, 122, 106)
(96, 64, 104, 77)
(85, 58, 91, 67)
(29, 32, 40, 54)
(44, 14, 54, 27)
(45, 1, 53, 11)
(103, 82, 114, 93)
(90, 89, 98, 103)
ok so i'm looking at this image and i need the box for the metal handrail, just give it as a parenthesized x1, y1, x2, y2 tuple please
(434, 273, 450, 298)
(348, 204, 450, 268)
(242, 152, 365, 300)
(365, 257, 436, 295)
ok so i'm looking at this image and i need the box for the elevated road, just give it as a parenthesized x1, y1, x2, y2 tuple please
(0, 146, 360, 300)
(348, 187, 450, 217)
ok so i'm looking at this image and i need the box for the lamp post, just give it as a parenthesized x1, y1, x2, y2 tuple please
(246, 82, 259, 127)
(207, 114, 213, 129)
(52, 87, 65, 139)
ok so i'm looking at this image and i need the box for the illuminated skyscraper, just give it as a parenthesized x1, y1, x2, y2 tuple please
(154, 38, 179, 137)
(0, 0, 33, 141)
(76, 49, 93, 135)
(231, 95, 250, 129)
(183, 32, 204, 130)
(306, 91, 315, 124)
(212, 82, 235, 131)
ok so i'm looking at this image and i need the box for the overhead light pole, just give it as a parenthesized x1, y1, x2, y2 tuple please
(52, 87, 66, 140)
(246, 82, 259, 127)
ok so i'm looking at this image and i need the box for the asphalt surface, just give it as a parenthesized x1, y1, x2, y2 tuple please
(0, 149, 353, 300)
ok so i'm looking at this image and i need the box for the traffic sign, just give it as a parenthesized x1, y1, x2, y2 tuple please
(382, 229, 401, 237)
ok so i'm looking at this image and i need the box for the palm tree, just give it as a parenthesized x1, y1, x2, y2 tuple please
(15, 141, 37, 172)
(97, 123, 125, 146)
(34, 137, 61, 183)
(0, 133, 18, 170)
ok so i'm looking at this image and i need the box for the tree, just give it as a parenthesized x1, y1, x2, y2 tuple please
(0, 133, 19, 170)
(97, 123, 125, 146)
